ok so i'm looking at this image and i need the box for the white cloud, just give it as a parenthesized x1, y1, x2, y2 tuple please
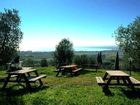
(19, 31, 116, 51)
(20, 38, 58, 51)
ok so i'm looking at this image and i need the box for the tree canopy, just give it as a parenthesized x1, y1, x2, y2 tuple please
(53, 38, 74, 67)
(97, 52, 102, 65)
(115, 16, 140, 67)
(0, 9, 23, 65)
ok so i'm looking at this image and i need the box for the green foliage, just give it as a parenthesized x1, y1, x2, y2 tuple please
(115, 16, 140, 67)
(0, 9, 23, 65)
(89, 55, 96, 64)
(97, 52, 102, 65)
(47, 59, 56, 66)
(40, 58, 48, 67)
(23, 58, 35, 67)
(80, 54, 89, 67)
(74, 54, 96, 67)
(53, 38, 74, 67)
(73, 55, 81, 66)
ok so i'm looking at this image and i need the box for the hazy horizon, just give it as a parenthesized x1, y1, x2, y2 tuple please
(19, 45, 118, 52)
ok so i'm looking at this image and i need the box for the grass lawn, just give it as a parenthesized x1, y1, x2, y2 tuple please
(0, 66, 140, 105)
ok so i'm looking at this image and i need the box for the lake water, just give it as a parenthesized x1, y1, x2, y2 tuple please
(43, 46, 118, 52)
(74, 46, 118, 51)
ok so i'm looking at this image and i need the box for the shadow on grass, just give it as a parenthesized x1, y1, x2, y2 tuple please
(54, 69, 94, 77)
(121, 88, 140, 99)
(0, 84, 49, 96)
(102, 86, 114, 96)
(55, 69, 99, 77)
(0, 84, 49, 105)
(0, 93, 25, 105)
(80, 69, 97, 74)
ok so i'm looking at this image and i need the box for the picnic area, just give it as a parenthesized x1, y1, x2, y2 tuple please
(0, 66, 140, 105)
(1, 3, 140, 105)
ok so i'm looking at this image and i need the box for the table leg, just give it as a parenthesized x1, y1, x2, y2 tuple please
(34, 71, 43, 86)
(27, 73, 31, 77)
(22, 74, 32, 90)
(117, 77, 120, 84)
(103, 72, 108, 80)
(122, 77, 128, 85)
(56, 68, 61, 76)
(105, 76, 113, 88)
(126, 77, 135, 90)
(70, 69, 73, 77)
(2, 74, 11, 89)
(96, 66, 98, 72)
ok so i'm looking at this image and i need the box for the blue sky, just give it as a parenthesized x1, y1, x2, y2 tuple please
(1, 0, 140, 51)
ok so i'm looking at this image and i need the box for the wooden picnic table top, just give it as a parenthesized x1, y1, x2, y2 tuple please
(106, 70, 129, 77)
(7, 67, 36, 75)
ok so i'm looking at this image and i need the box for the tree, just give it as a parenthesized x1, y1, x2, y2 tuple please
(23, 58, 34, 67)
(74, 55, 81, 66)
(53, 38, 74, 67)
(115, 16, 140, 67)
(115, 52, 119, 70)
(40, 58, 48, 67)
(0, 9, 23, 65)
(80, 54, 89, 67)
(97, 52, 102, 65)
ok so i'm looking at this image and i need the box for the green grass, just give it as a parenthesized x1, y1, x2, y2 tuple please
(0, 67, 140, 105)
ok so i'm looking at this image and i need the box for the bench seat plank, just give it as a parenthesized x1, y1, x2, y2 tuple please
(96, 76, 105, 85)
(29, 74, 46, 82)
(11, 75, 18, 78)
(129, 77, 140, 85)
(72, 68, 82, 73)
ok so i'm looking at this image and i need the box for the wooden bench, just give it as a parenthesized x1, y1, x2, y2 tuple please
(72, 68, 83, 75)
(29, 74, 46, 82)
(96, 76, 105, 85)
(129, 77, 140, 86)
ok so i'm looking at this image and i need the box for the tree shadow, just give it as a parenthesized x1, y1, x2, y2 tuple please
(121, 88, 140, 99)
(55, 69, 98, 77)
(0, 84, 49, 105)
(0, 93, 25, 105)
(0, 83, 49, 96)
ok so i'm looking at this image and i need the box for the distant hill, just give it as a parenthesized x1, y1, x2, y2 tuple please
(19, 51, 54, 60)
(19, 46, 121, 61)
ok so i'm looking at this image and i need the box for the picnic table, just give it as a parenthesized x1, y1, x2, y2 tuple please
(55, 64, 82, 76)
(2, 67, 46, 90)
(96, 70, 140, 90)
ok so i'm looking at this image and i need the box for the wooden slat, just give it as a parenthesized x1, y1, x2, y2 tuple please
(11, 75, 18, 78)
(96, 76, 105, 85)
(29, 75, 46, 82)
(129, 77, 140, 85)
(72, 68, 82, 73)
